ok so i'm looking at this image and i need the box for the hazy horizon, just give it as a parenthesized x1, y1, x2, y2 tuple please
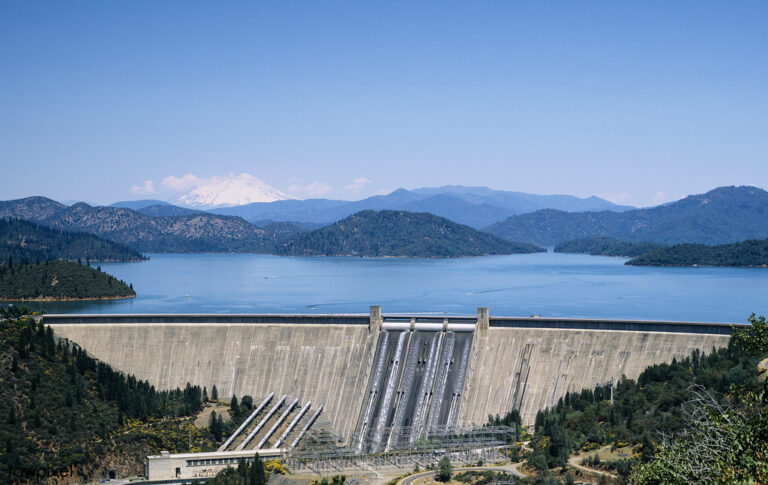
(7, 181, 764, 211)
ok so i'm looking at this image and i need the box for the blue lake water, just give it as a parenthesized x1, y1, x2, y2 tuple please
(21, 252, 768, 323)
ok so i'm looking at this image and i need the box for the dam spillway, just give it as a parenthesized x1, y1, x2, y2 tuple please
(42, 308, 738, 443)
(353, 322, 474, 452)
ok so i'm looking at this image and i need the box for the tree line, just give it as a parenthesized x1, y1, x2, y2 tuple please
(0, 310, 210, 479)
(521, 314, 768, 483)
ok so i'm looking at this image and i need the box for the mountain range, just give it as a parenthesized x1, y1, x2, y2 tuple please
(484, 186, 768, 246)
(3, 185, 768, 256)
(0, 197, 538, 257)
(209, 185, 633, 228)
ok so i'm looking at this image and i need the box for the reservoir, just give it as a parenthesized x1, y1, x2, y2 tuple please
(20, 252, 768, 323)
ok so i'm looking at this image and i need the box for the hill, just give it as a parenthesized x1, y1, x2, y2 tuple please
(1, 218, 145, 263)
(0, 260, 136, 301)
(626, 238, 768, 267)
(485, 186, 768, 246)
(554, 237, 666, 258)
(0, 196, 68, 221)
(212, 186, 632, 228)
(0, 198, 275, 253)
(0, 310, 215, 481)
(274, 210, 543, 257)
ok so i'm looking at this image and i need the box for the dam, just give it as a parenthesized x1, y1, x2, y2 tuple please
(43, 307, 737, 447)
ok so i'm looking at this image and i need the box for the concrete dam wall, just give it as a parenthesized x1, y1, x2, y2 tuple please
(44, 308, 736, 441)
(458, 310, 734, 428)
(45, 314, 378, 438)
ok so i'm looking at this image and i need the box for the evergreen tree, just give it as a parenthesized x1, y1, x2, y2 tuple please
(211, 385, 219, 401)
(209, 411, 221, 440)
(436, 457, 452, 482)
(640, 433, 655, 462)
(230, 395, 240, 418)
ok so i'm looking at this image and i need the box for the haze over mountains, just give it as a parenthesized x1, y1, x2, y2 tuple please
(111, 184, 633, 228)
(209, 185, 634, 228)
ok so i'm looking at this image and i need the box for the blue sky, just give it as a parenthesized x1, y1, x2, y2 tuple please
(1, 1, 766, 207)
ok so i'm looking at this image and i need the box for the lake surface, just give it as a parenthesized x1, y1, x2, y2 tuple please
(21, 252, 768, 323)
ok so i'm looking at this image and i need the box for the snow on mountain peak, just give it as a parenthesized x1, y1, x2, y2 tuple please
(171, 173, 295, 208)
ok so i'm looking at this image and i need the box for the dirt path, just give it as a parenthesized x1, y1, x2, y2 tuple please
(567, 455, 618, 479)
(398, 464, 526, 485)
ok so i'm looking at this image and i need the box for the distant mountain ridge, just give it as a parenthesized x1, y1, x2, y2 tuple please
(110, 199, 172, 210)
(485, 186, 768, 246)
(212, 186, 633, 228)
(274, 210, 543, 257)
(5, 185, 764, 256)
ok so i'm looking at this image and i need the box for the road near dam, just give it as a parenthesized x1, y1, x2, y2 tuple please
(43, 307, 736, 448)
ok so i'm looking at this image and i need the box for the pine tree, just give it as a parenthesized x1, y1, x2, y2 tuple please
(253, 454, 266, 485)
(209, 411, 221, 440)
(231, 395, 240, 418)
(211, 385, 218, 401)
(436, 457, 452, 482)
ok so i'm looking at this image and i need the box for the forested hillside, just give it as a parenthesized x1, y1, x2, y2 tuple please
(627, 238, 768, 267)
(554, 237, 666, 257)
(485, 186, 768, 246)
(0, 308, 216, 482)
(522, 314, 768, 483)
(0, 218, 145, 263)
(0, 260, 135, 301)
(274, 210, 544, 257)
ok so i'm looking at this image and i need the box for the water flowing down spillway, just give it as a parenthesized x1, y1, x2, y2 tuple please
(353, 325, 474, 452)
(355, 330, 392, 453)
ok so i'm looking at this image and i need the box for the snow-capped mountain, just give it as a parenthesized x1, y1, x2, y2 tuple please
(173, 173, 295, 209)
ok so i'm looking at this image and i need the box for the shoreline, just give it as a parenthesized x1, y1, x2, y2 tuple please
(0, 294, 136, 302)
(626, 263, 768, 268)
